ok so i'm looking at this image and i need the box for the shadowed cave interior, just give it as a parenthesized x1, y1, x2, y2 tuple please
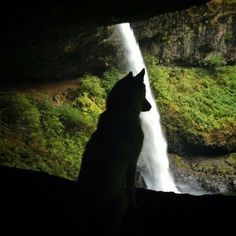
(0, 0, 235, 235)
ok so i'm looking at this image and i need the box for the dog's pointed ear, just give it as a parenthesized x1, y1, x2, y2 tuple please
(135, 68, 145, 82)
(127, 71, 133, 77)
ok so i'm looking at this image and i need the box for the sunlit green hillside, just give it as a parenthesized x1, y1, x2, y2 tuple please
(0, 59, 235, 180)
(146, 55, 236, 155)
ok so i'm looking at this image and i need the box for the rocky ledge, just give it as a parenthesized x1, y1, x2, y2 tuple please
(169, 154, 236, 193)
(133, 0, 236, 66)
(0, 166, 235, 235)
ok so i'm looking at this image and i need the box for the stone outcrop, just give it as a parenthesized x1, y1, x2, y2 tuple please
(169, 154, 236, 193)
(132, 0, 236, 66)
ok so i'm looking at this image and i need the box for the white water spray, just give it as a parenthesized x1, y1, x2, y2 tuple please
(116, 23, 178, 192)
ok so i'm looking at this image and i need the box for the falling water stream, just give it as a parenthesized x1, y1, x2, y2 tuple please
(116, 23, 178, 192)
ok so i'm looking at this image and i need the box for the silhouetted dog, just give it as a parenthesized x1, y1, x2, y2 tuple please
(77, 68, 151, 234)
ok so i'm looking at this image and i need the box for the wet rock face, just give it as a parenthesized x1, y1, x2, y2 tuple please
(137, 155, 236, 194)
(132, 1, 236, 66)
(172, 166, 229, 193)
(169, 154, 236, 194)
(136, 164, 148, 189)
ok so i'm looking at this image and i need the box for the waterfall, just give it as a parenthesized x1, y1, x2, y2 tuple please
(116, 23, 178, 192)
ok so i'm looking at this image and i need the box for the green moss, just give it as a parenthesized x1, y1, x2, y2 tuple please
(173, 155, 189, 169)
(226, 153, 236, 166)
(225, 0, 236, 3)
(190, 157, 235, 176)
(203, 53, 227, 67)
(225, 30, 234, 42)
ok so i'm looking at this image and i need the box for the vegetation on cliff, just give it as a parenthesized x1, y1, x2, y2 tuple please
(145, 55, 236, 155)
(0, 59, 235, 184)
(0, 71, 124, 179)
(133, 0, 236, 66)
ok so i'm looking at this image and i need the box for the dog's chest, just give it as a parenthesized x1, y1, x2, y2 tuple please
(99, 112, 143, 141)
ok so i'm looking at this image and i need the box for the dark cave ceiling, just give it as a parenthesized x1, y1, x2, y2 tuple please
(1, 0, 210, 30)
(0, 0, 210, 87)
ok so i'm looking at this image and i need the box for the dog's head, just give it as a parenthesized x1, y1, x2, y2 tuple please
(106, 68, 152, 113)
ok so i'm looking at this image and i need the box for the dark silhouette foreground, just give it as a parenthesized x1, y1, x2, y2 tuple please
(0, 166, 235, 235)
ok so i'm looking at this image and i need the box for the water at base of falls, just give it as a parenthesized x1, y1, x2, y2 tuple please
(116, 23, 178, 193)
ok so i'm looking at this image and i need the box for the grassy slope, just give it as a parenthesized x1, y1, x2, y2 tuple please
(0, 70, 123, 180)
(145, 55, 236, 154)
(0, 61, 235, 180)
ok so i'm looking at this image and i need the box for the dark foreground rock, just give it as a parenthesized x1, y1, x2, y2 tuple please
(0, 166, 235, 235)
